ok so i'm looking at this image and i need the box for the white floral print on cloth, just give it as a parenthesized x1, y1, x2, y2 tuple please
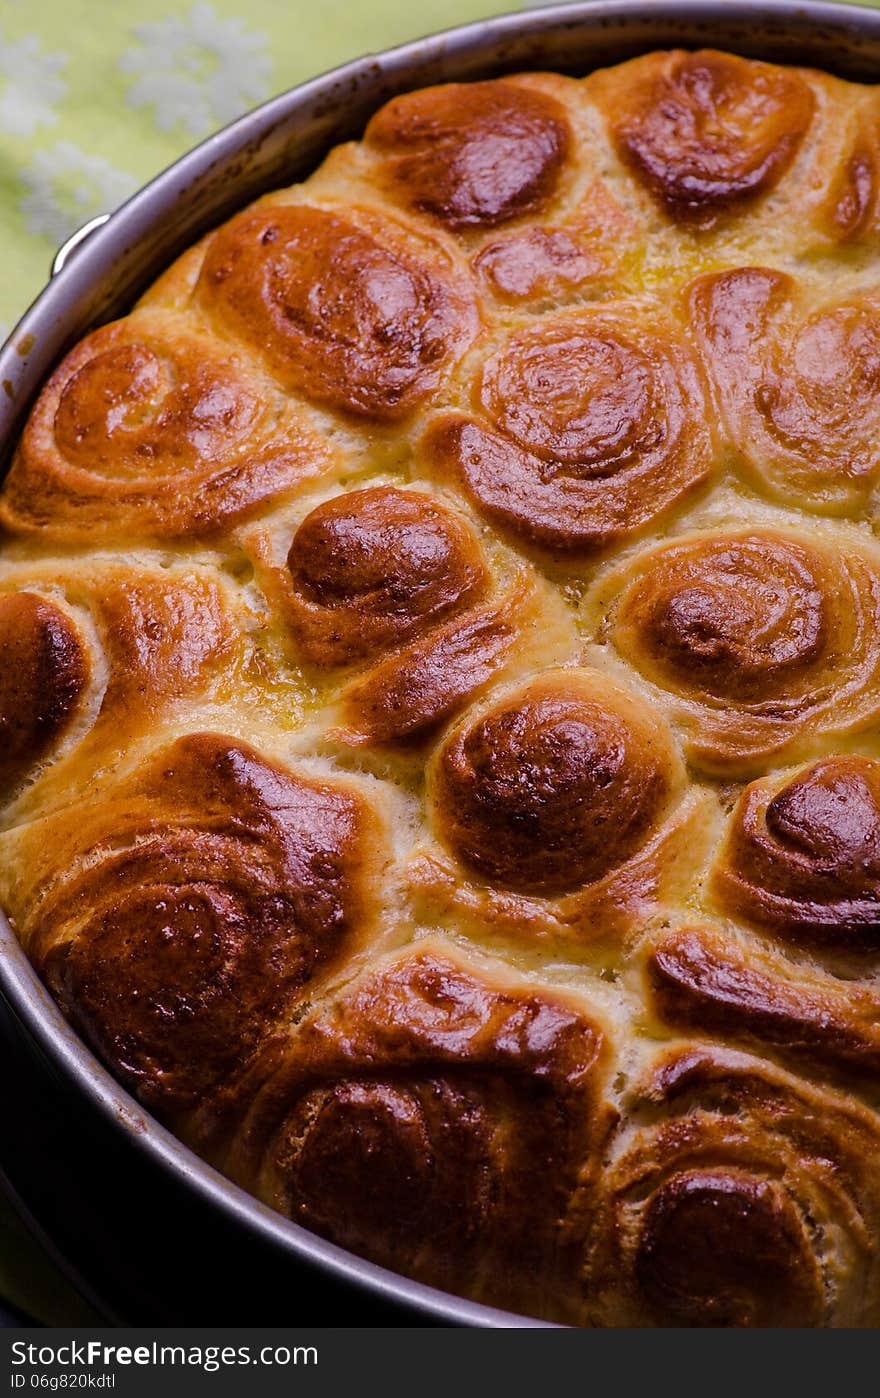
(20, 141, 136, 244)
(119, 2, 271, 138)
(0, 27, 66, 138)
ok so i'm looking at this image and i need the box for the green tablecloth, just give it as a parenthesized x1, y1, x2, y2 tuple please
(0, 0, 518, 339)
(1, 0, 879, 1326)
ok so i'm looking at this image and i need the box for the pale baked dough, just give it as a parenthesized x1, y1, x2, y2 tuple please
(3, 50, 880, 1326)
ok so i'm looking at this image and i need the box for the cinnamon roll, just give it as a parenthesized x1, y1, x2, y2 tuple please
(0, 559, 244, 819)
(817, 93, 880, 245)
(249, 483, 576, 748)
(197, 202, 478, 420)
(589, 49, 815, 229)
(689, 268, 880, 514)
(712, 755, 880, 949)
(639, 757, 880, 1086)
(0, 592, 90, 798)
(2, 735, 387, 1115)
(606, 526, 880, 775)
(212, 946, 613, 1321)
(585, 1047, 880, 1326)
(0, 308, 334, 542)
(364, 78, 573, 231)
(644, 924, 880, 1079)
(421, 300, 715, 561)
(278, 485, 489, 668)
(413, 667, 712, 946)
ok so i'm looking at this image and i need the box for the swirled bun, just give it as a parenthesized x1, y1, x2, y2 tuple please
(203, 944, 613, 1321)
(364, 78, 573, 231)
(595, 524, 880, 776)
(712, 756, 880, 950)
(6, 734, 389, 1114)
(589, 50, 815, 230)
(688, 269, 880, 514)
(246, 482, 577, 753)
(0, 592, 90, 797)
(0, 309, 337, 543)
(585, 1047, 880, 1326)
(416, 667, 711, 945)
(422, 299, 716, 562)
(196, 203, 478, 421)
(275, 485, 490, 667)
(5, 49, 880, 1326)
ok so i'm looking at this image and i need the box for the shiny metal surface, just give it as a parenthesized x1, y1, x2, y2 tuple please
(50, 214, 112, 279)
(2, 0, 880, 1328)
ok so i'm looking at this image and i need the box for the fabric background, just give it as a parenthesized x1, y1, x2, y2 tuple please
(0, 0, 521, 341)
(1, 0, 878, 1325)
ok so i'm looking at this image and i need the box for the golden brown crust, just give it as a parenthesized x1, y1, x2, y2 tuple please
(430, 668, 677, 896)
(364, 79, 572, 231)
(209, 946, 613, 1320)
(282, 485, 489, 668)
(0, 592, 90, 796)
(474, 226, 598, 301)
(815, 91, 880, 244)
(0, 560, 246, 820)
(590, 50, 815, 229)
(712, 756, 880, 948)
(604, 526, 880, 776)
(9, 734, 387, 1115)
(642, 758, 880, 1089)
(421, 300, 715, 561)
(0, 309, 334, 543)
(336, 580, 527, 747)
(6, 52, 880, 1328)
(197, 202, 479, 421)
(644, 924, 880, 1078)
(248, 483, 578, 751)
(688, 269, 880, 514)
(585, 1047, 880, 1327)
(471, 180, 637, 306)
(411, 666, 713, 951)
(90, 570, 235, 720)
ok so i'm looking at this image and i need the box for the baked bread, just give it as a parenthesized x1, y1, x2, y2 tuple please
(3, 48, 880, 1326)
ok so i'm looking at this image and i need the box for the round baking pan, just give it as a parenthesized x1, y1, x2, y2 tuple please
(2, 0, 880, 1328)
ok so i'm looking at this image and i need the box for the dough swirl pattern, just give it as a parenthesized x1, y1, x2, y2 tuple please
(4, 49, 880, 1326)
